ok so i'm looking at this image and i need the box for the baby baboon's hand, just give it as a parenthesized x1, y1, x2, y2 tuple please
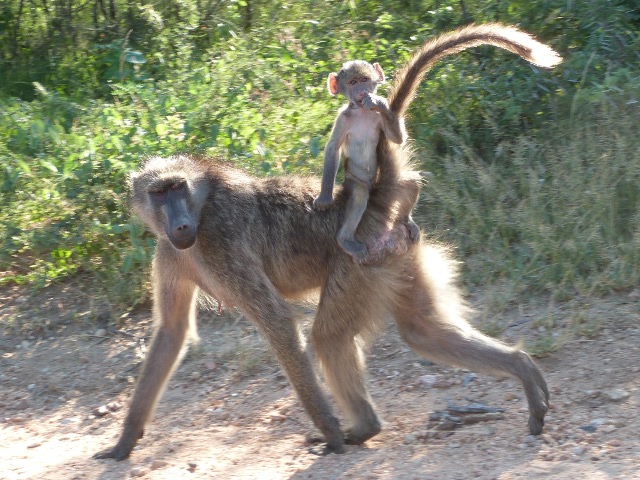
(313, 195, 333, 211)
(362, 94, 388, 112)
(361, 94, 378, 111)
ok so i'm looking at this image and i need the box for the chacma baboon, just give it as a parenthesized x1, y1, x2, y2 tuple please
(313, 23, 561, 263)
(94, 153, 549, 461)
(94, 23, 560, 460)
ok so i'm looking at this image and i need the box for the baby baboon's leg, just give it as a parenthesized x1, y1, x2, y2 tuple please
(311, 277, 381, 444)
(337, 179, 370, 263)
(399, 176, 420, 242)
(94, 274, 198, 460)
(392, 251, 549, 435)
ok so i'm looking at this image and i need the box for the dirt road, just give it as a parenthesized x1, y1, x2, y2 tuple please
(2, 287, 639, 479)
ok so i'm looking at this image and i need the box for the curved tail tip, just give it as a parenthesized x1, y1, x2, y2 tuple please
(532, 48, 563, 68)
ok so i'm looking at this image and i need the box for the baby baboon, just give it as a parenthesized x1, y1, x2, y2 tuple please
(314, 23, 561, 263)
(94, 153, 549, 461)
(314, 59, 412, 262)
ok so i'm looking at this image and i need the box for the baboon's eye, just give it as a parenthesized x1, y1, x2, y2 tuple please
(149, 187, 167, 197)
(170, 182, 185, 191)
(348, 78, 358, 85)
(360, 77, 369, 82)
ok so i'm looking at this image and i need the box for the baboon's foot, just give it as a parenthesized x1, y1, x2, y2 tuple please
(526, 381, 549, 434)
(305, 431, 346, 455)
(517, 351, 550, 435)
(93, 429, 144, 461)
(403, 217, 420, 243)
(344, 421, 382, 445)
(93, 443, 134, 461)
(338, 238, 368, 263)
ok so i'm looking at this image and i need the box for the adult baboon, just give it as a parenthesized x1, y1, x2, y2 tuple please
(94, 23, 559, 459)
(94, 154, 549, 460)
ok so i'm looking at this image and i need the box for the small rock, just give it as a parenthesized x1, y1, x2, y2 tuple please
(504, 392, 517, 401)
(601, 424, 617, 434)
(130, 466, 150, 477)
(463, 373, 477, 387)
(540, 434, 554, 445)
(94, 328, 107, 337)
(604, 389, 630, 402)
(404, 433, 417, 444)
(27, 442, 41, 449)
(573, 445, 586, 456)
(190, 371, 202, 381)
(93, 405, 110, 417)
(20, 340, 31, 350)
(15, 399, 30, 410)
(6, 416, 26, 424)
(268, 412, 286, 422)
(151, 460, 169, 470)
(483, 426, 496, 437)
(107, 401, 122, 412)
(420, 374, 439, 388)
(579, 425, 597, 433)
(187, 462, 197, 473)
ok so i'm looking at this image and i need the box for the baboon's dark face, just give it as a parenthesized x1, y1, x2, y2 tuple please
(149, 180, 198, 250)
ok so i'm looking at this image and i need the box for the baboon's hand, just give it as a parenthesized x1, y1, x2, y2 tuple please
(313, 195, 333, 211)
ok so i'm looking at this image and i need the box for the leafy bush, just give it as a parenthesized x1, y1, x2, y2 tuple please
(1, 0, 639, 316)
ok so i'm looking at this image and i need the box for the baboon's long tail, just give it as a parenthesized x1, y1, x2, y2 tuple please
(387, 23, 562, 117)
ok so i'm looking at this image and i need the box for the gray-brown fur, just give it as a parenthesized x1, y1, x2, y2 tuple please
(94, 153, 549, 460)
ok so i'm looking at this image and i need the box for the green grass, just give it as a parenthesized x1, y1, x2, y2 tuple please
(418, 91, 640, 304)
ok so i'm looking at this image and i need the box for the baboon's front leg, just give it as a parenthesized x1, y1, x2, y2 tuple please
(236, 275, 345, 454)
(94, 274, 198, 460)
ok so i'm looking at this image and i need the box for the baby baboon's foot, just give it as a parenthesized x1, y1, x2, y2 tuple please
(338, 238, 368, 263)
(403, 218, 420, 243)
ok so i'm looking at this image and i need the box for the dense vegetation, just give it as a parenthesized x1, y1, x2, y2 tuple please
(1, 0, 639, 322)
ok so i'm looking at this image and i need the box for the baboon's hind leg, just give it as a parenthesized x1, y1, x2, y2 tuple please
(311, 275, 383, 445)
(392, 252, 549, 435)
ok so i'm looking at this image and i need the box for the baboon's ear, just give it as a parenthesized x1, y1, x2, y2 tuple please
(372, 62, 385, 83)
(327, 73, 339, 96)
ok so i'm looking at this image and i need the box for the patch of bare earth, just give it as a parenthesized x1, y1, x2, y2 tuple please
(1, 284, 639, 480)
